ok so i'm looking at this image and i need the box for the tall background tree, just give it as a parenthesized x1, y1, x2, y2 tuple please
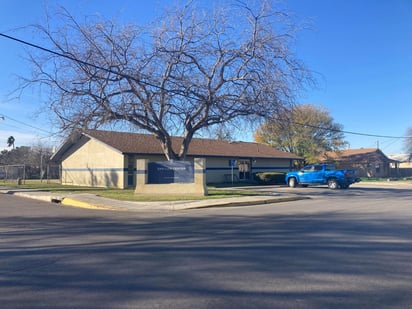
(405, 127, 412, 160)
(22, 0, 312, 160)
(0, 145, 55, 179)
(254, 104, 347, 163)
(6, 136, 15, 149)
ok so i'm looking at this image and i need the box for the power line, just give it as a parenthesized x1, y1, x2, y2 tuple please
(270, 115, 411, 139)
(1, 32, 411, 141)
(0, 32, 183, 96)
(0, 113, 55, 136)
(292, 121, 411, 139)
(0, 32, 121, 77)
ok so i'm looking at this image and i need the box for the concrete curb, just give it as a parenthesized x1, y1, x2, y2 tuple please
(0, 189, 63, 204)
(58, 195, 309, 211)
(171, 196, 310, 210)
(1, 187, 308, 211)
(60, 197, 125, 211)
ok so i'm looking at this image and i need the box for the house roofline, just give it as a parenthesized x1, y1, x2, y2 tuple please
(51, 129, 303, 162)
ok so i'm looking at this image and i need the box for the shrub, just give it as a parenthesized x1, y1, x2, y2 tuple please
(253, 172, 286, 184)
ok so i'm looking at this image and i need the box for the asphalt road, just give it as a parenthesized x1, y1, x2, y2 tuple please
(1, 183, 412, 308)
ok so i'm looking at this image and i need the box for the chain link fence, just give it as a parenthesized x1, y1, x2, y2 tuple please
(0, 164, 60, 183)
(0, 165, 25, 181)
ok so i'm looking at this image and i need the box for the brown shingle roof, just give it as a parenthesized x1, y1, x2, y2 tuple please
(322, 148, 378, 160)
(321, 148, 398, 163)
(82, 129, 301, 159)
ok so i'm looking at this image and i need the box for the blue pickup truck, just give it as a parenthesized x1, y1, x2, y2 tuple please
(285, 164, 360, 189)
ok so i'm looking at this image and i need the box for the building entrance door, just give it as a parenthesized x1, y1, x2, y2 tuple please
(238, 160, 250, 180)
(127, 156, 135, 187)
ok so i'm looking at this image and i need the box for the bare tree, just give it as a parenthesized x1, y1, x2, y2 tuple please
(23, 0, 312, 160)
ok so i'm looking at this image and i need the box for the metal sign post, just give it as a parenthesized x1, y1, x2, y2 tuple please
(229, 159, 235, 185)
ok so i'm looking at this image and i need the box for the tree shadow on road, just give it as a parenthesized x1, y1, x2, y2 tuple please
(282, 184, 412, 200)
(1, 203, 412, 308)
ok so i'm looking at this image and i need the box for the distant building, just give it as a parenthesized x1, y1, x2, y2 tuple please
(388, 153, 412, 177)
(320, 148, 399, 178)
(51, 130, 302, 188)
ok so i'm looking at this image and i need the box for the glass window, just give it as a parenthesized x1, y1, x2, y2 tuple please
(303, 165, 314, 172)
(314, 165, 323, 171)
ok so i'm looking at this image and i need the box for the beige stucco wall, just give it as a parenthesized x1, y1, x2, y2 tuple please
(61, 136, 126, 188)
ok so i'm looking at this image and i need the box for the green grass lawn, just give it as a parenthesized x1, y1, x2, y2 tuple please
(360, 177, 412, 182)
(1, 180, 264, 202)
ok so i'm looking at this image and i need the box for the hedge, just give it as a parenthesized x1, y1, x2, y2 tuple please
(253, 172, 286, 185)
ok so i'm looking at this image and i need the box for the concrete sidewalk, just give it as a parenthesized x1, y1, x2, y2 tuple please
(0, 187, 306, 211)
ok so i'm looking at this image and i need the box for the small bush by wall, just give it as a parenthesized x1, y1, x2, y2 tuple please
(253, 172, 286, 185)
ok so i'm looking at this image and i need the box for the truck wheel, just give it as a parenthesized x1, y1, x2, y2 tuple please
(327, 178, 339, 190)
(288, 178, 297, 188)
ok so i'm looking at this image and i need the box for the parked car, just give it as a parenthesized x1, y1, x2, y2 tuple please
(285, 164, 360, 189)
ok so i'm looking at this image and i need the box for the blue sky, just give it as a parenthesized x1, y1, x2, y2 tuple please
(0, 0, 411, 154)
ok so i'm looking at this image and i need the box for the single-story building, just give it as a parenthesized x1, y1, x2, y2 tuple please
(51, 129, 302, 188)
(388, 153, 412, 177)
(320, 148, 399, 178)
